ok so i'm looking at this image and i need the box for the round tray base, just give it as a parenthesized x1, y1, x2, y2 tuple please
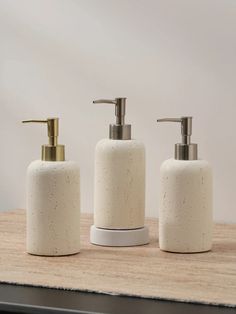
(90, 225, 149, 247)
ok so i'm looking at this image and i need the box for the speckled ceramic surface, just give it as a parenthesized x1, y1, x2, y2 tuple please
(94, 139, 145, 229)
(27, 160, 80, 256)
(159, 158, 213, 253)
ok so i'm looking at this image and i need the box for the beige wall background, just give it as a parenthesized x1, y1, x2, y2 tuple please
(0, 0, 235, 222)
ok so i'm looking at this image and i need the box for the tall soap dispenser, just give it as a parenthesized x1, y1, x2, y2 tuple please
(90, 98, 149, 246)
(22, 118, 80, 256)
(157, 117, 213, 253)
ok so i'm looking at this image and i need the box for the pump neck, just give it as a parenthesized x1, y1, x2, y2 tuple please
(156, 117, 198, 160)
(22, 118, 65, 161)
(93, 97, 131, 140)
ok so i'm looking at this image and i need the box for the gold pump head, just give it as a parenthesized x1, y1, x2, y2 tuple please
(22, 118, 65, 161)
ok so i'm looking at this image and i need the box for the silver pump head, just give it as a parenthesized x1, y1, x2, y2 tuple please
(93, 98, 131, 140)
(156, 117, 198, 160)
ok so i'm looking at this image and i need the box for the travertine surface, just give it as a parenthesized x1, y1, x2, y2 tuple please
(27, 160, 80, 256)
(159, 159, 212, 253)
(0, 210, 235, 307)
(94, 139, 145, 229)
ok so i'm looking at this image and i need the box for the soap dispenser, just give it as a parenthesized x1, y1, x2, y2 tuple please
(90, 98, 149, 246)
(22, 118, 80, 256)
(157, 117, 213, 253)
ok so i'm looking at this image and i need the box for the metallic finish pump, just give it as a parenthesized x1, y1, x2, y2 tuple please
(22, 118, 65, 161)
(156, 117, 198, 160)
(93, 98, 131, 140)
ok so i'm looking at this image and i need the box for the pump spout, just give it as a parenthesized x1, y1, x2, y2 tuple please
(93, 97, 131, 140)
(156, 116, 198, 160)
(22, 118, 65, 161)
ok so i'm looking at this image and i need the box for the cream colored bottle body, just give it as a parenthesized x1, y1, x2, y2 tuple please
(159, 158, 213, 253)
(26, 160, 80, 256)
(94, 139, 145, 229)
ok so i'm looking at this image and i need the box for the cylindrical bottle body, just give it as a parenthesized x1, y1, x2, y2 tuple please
(159, 158, 213, 253)
(26, 160, 80, 256)
(94, 139, 145, 229)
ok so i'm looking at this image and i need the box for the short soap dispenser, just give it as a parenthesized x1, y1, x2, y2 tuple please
(22, 118, 80, 256)
(90, 98, 149, 246)
(157, 117, 213, 253)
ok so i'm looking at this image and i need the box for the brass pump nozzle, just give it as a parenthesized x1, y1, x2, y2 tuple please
(22, 118, 65, 161)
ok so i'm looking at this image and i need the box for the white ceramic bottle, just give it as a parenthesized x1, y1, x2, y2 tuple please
(157, 117, 213, 253)
(23, 118, 80, 256)
(90, 98, 149, 246)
